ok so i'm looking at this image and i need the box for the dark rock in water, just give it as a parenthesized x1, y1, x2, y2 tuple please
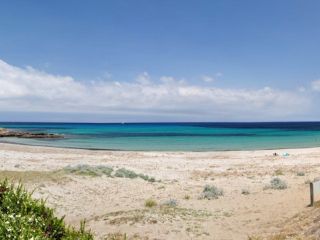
(0, 128, 63, 139)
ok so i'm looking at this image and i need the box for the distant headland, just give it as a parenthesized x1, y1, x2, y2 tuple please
(0, 128, 63, 139)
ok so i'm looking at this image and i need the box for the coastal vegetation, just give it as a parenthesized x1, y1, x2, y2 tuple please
(63, 164, 114, 177)
(0, 180, 93, 239)
(199, 185, 223, 200)
(144, 199, 157, 208)
(264, 178, 288, 190)
(63, 165, 156, 182)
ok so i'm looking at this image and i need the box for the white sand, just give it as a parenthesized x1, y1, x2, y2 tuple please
(1, 143, 320, 239)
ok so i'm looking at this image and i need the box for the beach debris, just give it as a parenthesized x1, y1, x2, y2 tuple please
(241, 189, 250, 195)
(199, 185, 223, 200)
(184, 195, 191, 200)
(282, 152, 290, 157)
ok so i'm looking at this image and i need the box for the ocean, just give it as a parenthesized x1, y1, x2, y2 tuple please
(1, 122, 320, 151)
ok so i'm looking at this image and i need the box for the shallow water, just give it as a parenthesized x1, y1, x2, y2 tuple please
(1, 122, 320, 151)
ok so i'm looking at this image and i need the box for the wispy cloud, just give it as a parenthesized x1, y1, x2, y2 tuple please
(201, 75, 215, 83)
(0, 59, 313, 121)
(311, 80, 320, 91)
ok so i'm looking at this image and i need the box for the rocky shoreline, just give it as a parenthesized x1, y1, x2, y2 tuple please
(0, 128, 63, 139)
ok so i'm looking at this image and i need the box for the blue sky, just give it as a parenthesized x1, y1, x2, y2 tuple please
(0, 0, 320, 122)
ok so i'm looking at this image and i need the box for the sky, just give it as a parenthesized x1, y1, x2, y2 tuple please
(0, 0, 320, 122)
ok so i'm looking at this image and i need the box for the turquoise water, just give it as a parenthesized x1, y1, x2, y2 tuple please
(1, 122, 320, 151)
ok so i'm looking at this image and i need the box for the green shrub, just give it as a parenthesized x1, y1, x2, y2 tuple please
(264, 177, 288, 190)
(64, 165, 156, 182)
(115, 168, 156, 182)
(162, 199, 178, 207)
(0, 180, 93, 239)
(144, 199, 157, 208)
(297, 171, 305, 176)
(200, 185, 223, 200)
(64, 164, 113, 177)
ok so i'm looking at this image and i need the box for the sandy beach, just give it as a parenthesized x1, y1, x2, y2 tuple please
(1, 142, 320, 239)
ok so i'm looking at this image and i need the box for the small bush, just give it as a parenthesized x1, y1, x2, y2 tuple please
(274, 169, 283, 176)
(63, 164, 113, 177)
(115, 168, 156, 182)
(64, 166, 156, 182)
(145, 199, 157, 208)
(200, 185, 223, 200)
(162, 199, 178, 207)
(114, 168, 138, 179)
(0, 179, 93, 239)
(265, 177, 287, 190)
(297, 171, 305, 176)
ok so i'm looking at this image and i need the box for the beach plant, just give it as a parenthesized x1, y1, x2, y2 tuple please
(200, 185, 223, 200)
(144, 199, 157, 208)
(297, 171, 305, 176)
(115, 168, 156, 182)
(264, 177, 288, 190)
(114, 168, 138, 179)
(162, 199, 178, 208)
(105, 232, 128, 240)
(0, 179, 93, 239)
(274, 169, 284, 176)
(63, 165, 156, 182)
(63, 164, 113, 177)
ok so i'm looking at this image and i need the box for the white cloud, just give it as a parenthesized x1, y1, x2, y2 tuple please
(311, 80, 320, 91)
(0, 59, 313, 120)
(201, 75, 215, 83)
(136, 71, 151, 85)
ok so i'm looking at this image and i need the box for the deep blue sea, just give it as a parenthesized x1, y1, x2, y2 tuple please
(1, 122, 320, 151)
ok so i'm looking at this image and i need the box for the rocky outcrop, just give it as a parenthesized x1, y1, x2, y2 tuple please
(0, 128, 63, 139)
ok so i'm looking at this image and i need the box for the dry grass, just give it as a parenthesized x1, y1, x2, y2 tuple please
(274, 169, 284, 176)
(145, 199, 157, 208)
(0, 170, 67, 183)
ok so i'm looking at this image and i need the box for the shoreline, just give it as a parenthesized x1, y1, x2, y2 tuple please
(2, 140, 320, 153)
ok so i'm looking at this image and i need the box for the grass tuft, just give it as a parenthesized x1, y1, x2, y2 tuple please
(264, 177, 288, 190)
(199, 185, 223, 200)
(274, 169, 284, 176)
(162, 199, 178, 208)
(144, 199, 157, 208)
